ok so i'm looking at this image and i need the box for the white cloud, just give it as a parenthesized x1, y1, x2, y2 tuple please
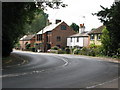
(45, 0, 114, 31)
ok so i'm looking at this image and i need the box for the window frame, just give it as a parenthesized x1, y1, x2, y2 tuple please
(90, 34, 94, 40)
(61, 25, 67, 30)
(56, 36, 61, 41)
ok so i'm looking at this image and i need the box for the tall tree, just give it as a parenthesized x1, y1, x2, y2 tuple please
(101, 27, 111, 55)
(70, 23, 79, 33)
(2, 2, 39, 57)
(95, 1, 120, 56)
(2, 1, 67, 57)
(24, 12, 48, 34)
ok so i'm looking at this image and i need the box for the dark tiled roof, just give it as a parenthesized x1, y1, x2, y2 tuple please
(20, 35, 35, 41)
(69, 32, 89, 37)
(88, 26, 105, 34)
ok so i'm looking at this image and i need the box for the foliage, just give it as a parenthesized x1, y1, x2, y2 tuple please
(95, 1, 120, 56)
(65, 48, 70, 54)
(24, 12, 48, 34)
(58, 49, 66, 54)
(26, 43, 31, 50)
(2, 1, 67, 57)
(51, 46, 59, 50)
(70, 23, 79, 32)
(14, 42, 20, 49)
(101, 27, 111, 55)
(2, 2, 40, 57)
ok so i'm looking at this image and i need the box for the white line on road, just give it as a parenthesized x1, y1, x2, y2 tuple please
(86, 77, 120, 88)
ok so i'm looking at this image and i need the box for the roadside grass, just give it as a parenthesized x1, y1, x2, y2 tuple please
(2, 54, 27, 68)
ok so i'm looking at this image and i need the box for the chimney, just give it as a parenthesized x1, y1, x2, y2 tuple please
(79, 23, 85, 34)
(55, 19, 61, 24)
(46, 20, 52, 26)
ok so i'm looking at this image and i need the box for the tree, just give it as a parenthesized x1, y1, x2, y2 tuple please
(95, 1, 120, 56)
(70, 23, 79, 32)
(23, 11, 48, 34)
(2, 1, 67, 57)
(101, 27, 111, 55)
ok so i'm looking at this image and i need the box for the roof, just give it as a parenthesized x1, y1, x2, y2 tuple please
(37, 21, 63, 34)
(68, 32, 89, 38)
(20, 34, 35, 41)
(88, 25, 105, 34)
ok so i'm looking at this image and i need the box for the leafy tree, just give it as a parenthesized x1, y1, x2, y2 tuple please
(95, 1, 120, 56)
(101, 27, 111, 55)
(70, 23, 79, 32)
(2, 2, 39, 57)
(24, 11, 48, 34)
(2, 1, 67, 57)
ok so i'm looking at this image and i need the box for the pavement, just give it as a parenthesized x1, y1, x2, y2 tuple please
(2, 50, 120, 89)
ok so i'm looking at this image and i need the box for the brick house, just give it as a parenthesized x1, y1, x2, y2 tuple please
(36, 20, 76, 52)
(19, 35, 35, 50)
(88, 25, 105, 46)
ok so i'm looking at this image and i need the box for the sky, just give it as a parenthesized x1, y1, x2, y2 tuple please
(45, 0, 114, 31)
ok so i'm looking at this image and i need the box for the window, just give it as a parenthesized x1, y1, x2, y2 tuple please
(77, 37, 79, 42)
(90, 34, 94, 40)
(61, 25, 67, 30)
(97, 34, 101, 40)
(37, 34, 42, 41)
(57, 36, 61, 41)
(70, 37, 72, 42)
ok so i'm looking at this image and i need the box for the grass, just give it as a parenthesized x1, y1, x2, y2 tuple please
(2, 54, 27, 68)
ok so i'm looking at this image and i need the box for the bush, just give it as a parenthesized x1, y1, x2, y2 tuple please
(73, 48, 81, 54)
(26, 43, 31, 50)
(58, 49, 66, 54)
(29, 47, 36, 52)
(65, 48, 70, 54)
(51, 46, 59, 50)
(77, 47, 89, 55)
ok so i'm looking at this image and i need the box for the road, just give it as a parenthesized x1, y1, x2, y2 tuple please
(2, 50, 119, 88)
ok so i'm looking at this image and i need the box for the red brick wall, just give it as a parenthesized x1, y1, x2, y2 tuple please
(51, 22, 76, 48)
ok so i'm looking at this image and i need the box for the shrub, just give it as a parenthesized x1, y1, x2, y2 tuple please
(51, 46, 59, 50)
(65, 48, 71, 54)
(58, 49, 66, 54)
(73, 48, 81, 54)
(26, 43, 31, 50)
(29, 47, 36, 52)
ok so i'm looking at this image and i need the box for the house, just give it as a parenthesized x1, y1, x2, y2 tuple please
(88, 25, 105, 46)
(67, 24, 89, 48)
(36, 20, 76, 52)
(19, 34, 35, 50)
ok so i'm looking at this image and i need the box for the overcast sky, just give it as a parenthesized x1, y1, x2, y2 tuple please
(45, 0, 114, 31)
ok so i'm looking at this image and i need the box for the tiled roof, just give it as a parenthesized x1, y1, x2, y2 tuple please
(69, 32, 89, 37)
(20, 35, 35, 41)
(88, 25, 105, 34)
(37, 21, 63, 34)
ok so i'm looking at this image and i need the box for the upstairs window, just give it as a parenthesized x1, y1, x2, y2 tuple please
(57, 36, 61, 41)
(37, 34, 42, 41)
(61, 25, 67, 30)
(97, 34, 101, 40)
(90, 34, 94, 40)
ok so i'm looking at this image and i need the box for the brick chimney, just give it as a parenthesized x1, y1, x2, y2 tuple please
(79, 23, 85, 34)
(55, 19, 61, 24)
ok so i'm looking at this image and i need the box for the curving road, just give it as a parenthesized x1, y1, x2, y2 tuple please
(2, 50, 119, 88)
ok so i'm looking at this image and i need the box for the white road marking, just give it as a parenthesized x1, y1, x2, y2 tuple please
(86, 77, 120, 88)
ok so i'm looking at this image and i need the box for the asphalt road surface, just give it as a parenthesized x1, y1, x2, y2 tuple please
(2, 50, 119, 88)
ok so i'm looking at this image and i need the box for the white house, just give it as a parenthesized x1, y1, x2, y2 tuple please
(67, 24, 89, 48)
